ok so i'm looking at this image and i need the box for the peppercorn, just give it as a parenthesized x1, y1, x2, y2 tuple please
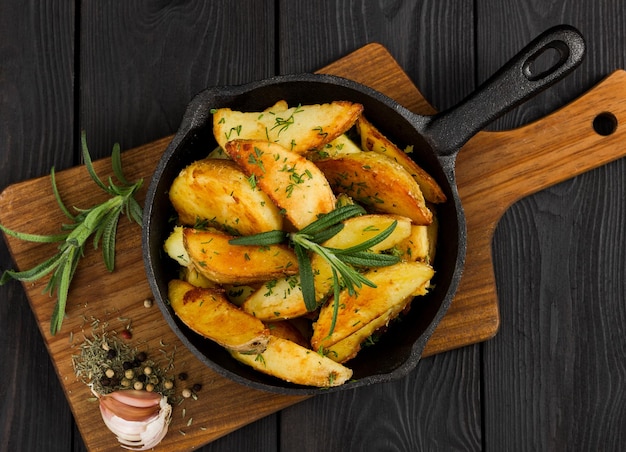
(137, 374, 147, 383)
(145, 383, 155, 392)
(122, 361, 133, 370)
(105, 368, 115, 379)
(124, 369, 134, 380)
(106, 349, 117, 360)
(136, 351, 147, 362)
(164, 380, 174, 390)
(192, 383, 202, 392)
(181, 388, 192, 398)
(143, 366, 153, 376)
(178, 372, 188, 381)
(100, 376, 111, 387)
(133, 381, 144, 390)
(120, 329, 132, 340)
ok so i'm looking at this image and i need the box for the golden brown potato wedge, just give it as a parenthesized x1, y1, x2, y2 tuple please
(183, 228, 298, 285)
(241, 214, 412, 321)
(213, 101, 363, 154)
(169, 158, 283, 234)
(356, 115, 447, 204)
(308, 134, 362, 160)
(229, 336, 352, 387)
(168, 279, 269, 353)
(325, 296, 412, 363)
(315, 152, 433, 225)
(311, 261, 434, 350)
(224, 140, 336, 229)
(266, 320, 309, 348)
(163, 226, 191, 267)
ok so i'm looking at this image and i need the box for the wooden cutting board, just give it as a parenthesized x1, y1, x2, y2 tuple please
(1, 43, 625, 451)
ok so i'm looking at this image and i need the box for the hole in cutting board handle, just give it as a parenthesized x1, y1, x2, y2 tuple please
(593, 112, 618, 136)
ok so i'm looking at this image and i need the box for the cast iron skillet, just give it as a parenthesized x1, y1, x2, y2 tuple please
(143, 25, 585, 395)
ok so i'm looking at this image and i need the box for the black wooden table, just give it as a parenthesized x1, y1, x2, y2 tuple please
(1, 2, 625, 451)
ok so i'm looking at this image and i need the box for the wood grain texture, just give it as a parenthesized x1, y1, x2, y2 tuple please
(0, 1, 76, 452)
(477, 1, 626, 450)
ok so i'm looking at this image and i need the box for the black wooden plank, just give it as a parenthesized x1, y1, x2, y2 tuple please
(79, 1, 277, 159)
(479, 1, 626, 450)
(277, 1, 482, 450)
(0, 1, 76, 451)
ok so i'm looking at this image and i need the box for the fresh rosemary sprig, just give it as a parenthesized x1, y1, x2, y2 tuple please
(229, 204, 400, 314)
(0, 131, 143, 335)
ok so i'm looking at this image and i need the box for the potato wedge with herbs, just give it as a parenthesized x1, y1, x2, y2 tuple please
(308, 134, 362, 160)
(213, 101, 363, 154)
(325, 296, 412, 363)
(356, 115, 447, 204)
(183, 228, 298, 285)
(168, 279, 269, 353)
(316, 151, 433, 225)
(311, 261, 434, 350)
(229, 336, 352, 387)
(241, 214, 412, 321)
(396, 212, 439, 264)
(169, 158, 283, 235)
(266, 320, 309, 348)
(224, 139, 336, 229)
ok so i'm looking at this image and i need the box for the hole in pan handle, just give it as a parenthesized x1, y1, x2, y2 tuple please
(421, 24, 586, 157)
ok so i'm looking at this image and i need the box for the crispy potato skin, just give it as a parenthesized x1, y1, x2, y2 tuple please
(311, 261, 435, 350)
(230, 336, 353, 387)
(168, 279, 269, 353)
(183, 228, 298, 285)
(213, 101, 363, 154)
(316, 152, 433, 225)
(356, 115, 447, 204)
(169, 158, 283, 235)
(224, 139, 336, 229)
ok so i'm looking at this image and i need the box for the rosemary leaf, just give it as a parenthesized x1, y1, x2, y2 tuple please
(331, 220, 398, 254)
(51, 167, 76, 221)
(294, 244, 316, 311)
(0, 224, 67, 244)
(298, 204, 365, 235)
(307, 223, 344, 244)
(228, 230, 287, 246)
(335, 251, 400, 267)
(0, 252, 64, 284)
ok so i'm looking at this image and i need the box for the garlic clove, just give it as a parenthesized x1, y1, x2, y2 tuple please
(107, 389, 162, 408)
(99, 390, 172, 450)
(100, 394, 161, 422)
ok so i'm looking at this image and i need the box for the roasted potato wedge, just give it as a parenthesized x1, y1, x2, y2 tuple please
(163, 225, 191, 267)
(316, 152, 433, 225)
(241, 214, 412, 321)
(169, 158, 283, 235)
(325, 296, 412, 363)
(311, 261, 434, 350)
(229, 336, 353, 387)
(168, 279, 269, 353)
(224, 139, 336, 229)
(356, 115, 447, 204)
(183, 228, 298, 285)
(213, 101, 363, 154)
(266, 320, 309, 348)
(308, 134, 362, 160)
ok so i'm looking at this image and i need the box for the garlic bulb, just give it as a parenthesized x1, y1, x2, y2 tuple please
(98, 390, 172, 450)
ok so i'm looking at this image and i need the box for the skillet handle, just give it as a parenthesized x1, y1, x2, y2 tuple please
(422, 25, 585, 157)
